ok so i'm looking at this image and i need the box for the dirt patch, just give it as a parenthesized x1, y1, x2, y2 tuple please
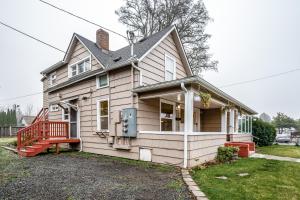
(0, 151, 192, 200)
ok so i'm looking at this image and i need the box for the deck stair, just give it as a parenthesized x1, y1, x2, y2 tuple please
(17, 108, 79, 157)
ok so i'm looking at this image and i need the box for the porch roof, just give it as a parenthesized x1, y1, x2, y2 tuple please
(133, 76, 257, 115)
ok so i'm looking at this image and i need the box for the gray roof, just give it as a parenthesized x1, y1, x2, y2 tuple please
(41, 25, 175, 75)
(22, 116, 35, 125)
(133, 76, 257, 114)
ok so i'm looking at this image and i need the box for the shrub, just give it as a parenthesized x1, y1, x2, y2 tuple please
(252, 118, 276, 146)
(216, 146, 239, 163)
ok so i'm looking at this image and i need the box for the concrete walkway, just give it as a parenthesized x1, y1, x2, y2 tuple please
(250, 153, 300, 163)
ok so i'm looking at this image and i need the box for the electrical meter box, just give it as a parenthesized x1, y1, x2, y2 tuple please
(121, 108, 137, 137)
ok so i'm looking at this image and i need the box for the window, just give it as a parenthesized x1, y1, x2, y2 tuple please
(49, 72, 57, 86)
(50, 104, 59, 112)
(97, 100, 109, 130)
(62, 108, 69, 121)
(160, 100, 175, 131)
(69, 56, 91, 77)
(96, 74, 109, 88)
(165, 54, 176, 81)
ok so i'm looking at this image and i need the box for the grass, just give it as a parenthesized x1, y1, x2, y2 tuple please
(191, 158, 300, 200)
(0, 137, 28, 184)
(257, 145, 300, 158)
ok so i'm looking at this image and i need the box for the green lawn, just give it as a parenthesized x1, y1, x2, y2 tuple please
(257, 145, 300, 158)
(0, 137, 17, 146)
(191, 158, 300, 200)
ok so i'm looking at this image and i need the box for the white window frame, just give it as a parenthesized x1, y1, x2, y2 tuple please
(49, 72, 57, 87)
(61, 107, 70, 121)
(68, 55, 91, 78)
(164, 54, 176, 81)
(96, 99, 109, 131)
(50, 104, 59, 112)
(96, 73, 109, 89)
(160, 99, 176, 132)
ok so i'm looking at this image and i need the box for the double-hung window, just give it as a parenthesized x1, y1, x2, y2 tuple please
(49, 72, 57, 86)
(160, 100, 175, 131)
(50, 104, 59, 112)
(165, 54, 176, 81)
(69, 56, 91, 77)
(97, 100, 109, 131)
(96, 74, 109, 88)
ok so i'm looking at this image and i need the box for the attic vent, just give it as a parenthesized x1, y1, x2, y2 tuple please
(139, 38, 147, 43)
(113, 56, 122, 62)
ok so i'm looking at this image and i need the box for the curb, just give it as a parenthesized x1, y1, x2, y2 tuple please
(181, 169, 208, 200)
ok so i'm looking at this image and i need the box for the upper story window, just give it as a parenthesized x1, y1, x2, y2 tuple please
(49, 72, 57, 86)
(96, 74, 109, 88)
(165, 54, 176, 81)
(50, 104, 59, 112)
(69, 56, 91, 78)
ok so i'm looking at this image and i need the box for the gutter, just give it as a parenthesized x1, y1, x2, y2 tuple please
(180, 82, 188, 169)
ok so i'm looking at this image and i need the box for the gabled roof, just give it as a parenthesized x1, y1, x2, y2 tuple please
(133, 76, 257, 115)
(41, 25, 192, 76)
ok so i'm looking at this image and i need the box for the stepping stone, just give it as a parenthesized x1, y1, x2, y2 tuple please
(238, 173, 249, 177)
(215, 176, 228, 180)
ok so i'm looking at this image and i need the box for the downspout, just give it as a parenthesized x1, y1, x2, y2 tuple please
(180, 82, 188, 169)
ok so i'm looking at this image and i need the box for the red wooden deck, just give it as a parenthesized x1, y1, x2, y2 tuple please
(17, 108, 80, 157)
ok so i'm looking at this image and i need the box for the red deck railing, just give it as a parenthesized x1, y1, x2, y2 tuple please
(17, 121, 69, 151)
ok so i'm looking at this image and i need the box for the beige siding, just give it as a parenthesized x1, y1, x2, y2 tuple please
(200, 109, 221, 132)
(48, 40, 103, 86)
(139, 34, 188, 85)
(188, 134, 227, 167)
(232, 133, 253, 142)
(42, 79, 48, 108)
(137, 98, 160, 131)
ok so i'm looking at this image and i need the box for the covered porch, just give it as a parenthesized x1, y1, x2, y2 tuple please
(133, 76, 256, 168)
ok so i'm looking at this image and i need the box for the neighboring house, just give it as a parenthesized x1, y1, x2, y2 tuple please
(40, 25, 256, 168)
(21, 115, 35, 126)
(259, 112, 271, 123)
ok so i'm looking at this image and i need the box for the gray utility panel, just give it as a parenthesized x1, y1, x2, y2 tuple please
(121, 108, 137, 137)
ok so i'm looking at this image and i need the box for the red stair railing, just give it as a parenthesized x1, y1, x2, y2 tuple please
(17, 121, 69, 152)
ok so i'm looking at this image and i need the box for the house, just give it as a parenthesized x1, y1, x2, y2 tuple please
(19, 25, 256, 168)
(20, 115, 35, 126)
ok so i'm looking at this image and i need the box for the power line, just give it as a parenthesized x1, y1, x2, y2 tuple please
(0, 92, 42, 102)
(219, 68, 300, 88)
(38, 0, 127, 39)
(0, 21, 65, 53)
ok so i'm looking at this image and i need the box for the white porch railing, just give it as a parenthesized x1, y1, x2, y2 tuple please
(139, 131, 227, 136)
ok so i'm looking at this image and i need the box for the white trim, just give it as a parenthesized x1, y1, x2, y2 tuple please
(160, 98, 176, 132)
(63, 34, 105, 69)
(96, 98, 110, 132)
(68, 55, 91, 78)
(96, 73, 109, 89)
(61, 107, 70, 121)
(48, 72, 57, 87)
(164, 54, 176, 81)
(50, 104, 59, 112)
(139, 131, 227, 136)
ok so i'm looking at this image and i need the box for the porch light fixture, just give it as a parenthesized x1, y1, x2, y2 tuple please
(194, 95, 201, 102)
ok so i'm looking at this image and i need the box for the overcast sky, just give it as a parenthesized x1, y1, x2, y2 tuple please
(0, 0, 299, 118)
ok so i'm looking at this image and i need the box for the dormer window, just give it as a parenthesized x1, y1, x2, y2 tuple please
(49, 72, 57, 86)
(69, 56, 91, 78)
(165, 54, 176, 81)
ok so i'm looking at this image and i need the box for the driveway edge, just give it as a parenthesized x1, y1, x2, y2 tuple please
(181, 169, 208, 200)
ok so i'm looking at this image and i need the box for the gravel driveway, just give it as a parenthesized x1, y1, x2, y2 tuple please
(0, 151, 192, 200)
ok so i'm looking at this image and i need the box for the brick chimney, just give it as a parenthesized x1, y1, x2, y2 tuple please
(96, 29, 109, 50)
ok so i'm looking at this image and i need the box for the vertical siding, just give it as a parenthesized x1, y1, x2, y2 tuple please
(232, 134, 253, 142)
(200, 108, 222, 132)
(139, 34, 188, 85)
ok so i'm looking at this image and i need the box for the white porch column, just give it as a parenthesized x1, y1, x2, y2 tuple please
(229, 109, 235, 134)
(183, 90, 193, 168)
(221, 109, 227, 133)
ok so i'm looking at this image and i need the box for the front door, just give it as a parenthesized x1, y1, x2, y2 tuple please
(70, 107, 78, 138)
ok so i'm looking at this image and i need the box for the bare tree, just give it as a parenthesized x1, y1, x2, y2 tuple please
(116, 0, 218, 75)
(24, 104, 34, 116)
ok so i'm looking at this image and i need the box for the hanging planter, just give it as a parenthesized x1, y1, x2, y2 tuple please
(199, 92, 211, 108)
